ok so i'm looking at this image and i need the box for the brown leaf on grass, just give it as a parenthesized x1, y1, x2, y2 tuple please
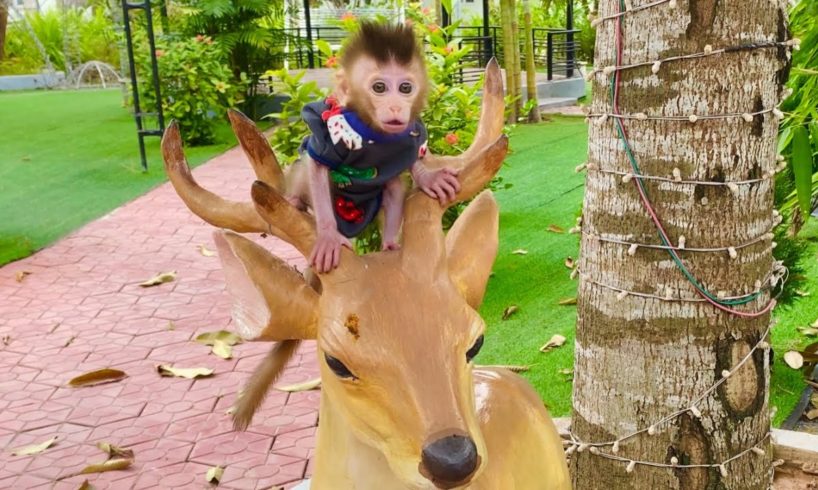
(274, 378, 321, 392)
(502, 305, 519, 320)
(558, 297, 577, 306)
(206, 465, 224, 485)
(511, 249, 528, 255)
(68, 369, 127, 388)
(96, 442, 134, 460)
(58, 458, 132, 480)
(558, 368, 573, 375)
(564, 257, 575, 269)
(198, 244, 216, 257)
(812, 318, 818, 328)
(78, 480, 95, 490)
(540, 334, 567, 353)
(799, 327, 818, 337)
(157, 364, 214, 379)
(15, 271, 31, 282)
(795, 290, 811, 297)
(806, 408, 818, 420)
(139, 271, 176, 288)
(784, 351, 804, 370)
(547, 224, 565, 234)
(477, 364, 530, 373)
(10, 436, 57, 456)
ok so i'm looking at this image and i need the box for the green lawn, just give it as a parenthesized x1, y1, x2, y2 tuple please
(479, 117, 818, 426)
(0, 88, 236, 265)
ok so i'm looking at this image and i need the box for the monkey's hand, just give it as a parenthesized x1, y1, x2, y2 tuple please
(311, 225, 353, 273)
(415, 166, 461, 205)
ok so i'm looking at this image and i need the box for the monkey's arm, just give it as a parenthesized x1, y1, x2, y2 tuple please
(410, 160, 461, 205)
(381, 177, 406, 250)
(308, 158, 352, 272)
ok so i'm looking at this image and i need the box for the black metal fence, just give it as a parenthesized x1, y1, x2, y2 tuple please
(273, 25, 581, 83)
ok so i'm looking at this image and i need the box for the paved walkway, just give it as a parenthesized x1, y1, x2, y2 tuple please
(0, 146, 318, 489)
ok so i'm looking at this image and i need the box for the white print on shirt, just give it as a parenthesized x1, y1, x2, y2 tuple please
(327, 114, 363, 151)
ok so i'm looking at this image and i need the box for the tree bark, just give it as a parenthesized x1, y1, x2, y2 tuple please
(510, 0, 523, 119)
(499, 0, 515, 123)
(572, 0, 791, 489)
(522, 0, 540, 123)
(0, 0, 8, 61)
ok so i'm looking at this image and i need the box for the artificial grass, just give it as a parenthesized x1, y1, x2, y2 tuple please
(0, 88, 235, 265)
(478, 116, 817, 426)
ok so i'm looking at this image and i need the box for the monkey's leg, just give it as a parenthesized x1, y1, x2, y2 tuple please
(283, 160, 311, 211)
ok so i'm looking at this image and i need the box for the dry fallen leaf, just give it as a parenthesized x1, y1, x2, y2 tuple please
(812, 318, 818, 328)
(69, 369, 127, 388)
(195, 330, 242, 346)
(64, 335, 76, 348)
(806, 408, 818, 420)
(78, 480, 95, 490)
(783, 351, 804, 370)
(211, 340, 233, 360)
(59, 458, 132, 480)
(2, 335, 10, 346)
(96, 442, 134, 460)
(15, 271, 31, 282)
(157, 364, 214, 379)
(540, 334, 567, 353)
(139, 271, 176, 288)
(198, 244, 216, 257)
(795, 290, 811, 297)
(511, 249, 528, 255)
(10, 436, 57, 456)
(558, 297, 577, 306)
(558, 368, 573, 375)
(206, 465, 224, 485)
(167, 321, 176, 331)
(547, 224, 565, 234)
(799, 327, 818, 337)
(502, 305, 519, 321)
(477, 364, 530, 373)
(275, 378, 321, 392)
(564, 257, 575, 269)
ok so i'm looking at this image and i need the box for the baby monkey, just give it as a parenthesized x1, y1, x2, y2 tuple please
(286, 21, 461, 273)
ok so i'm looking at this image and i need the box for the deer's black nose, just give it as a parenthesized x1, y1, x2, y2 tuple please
(421, 434, 478, 486)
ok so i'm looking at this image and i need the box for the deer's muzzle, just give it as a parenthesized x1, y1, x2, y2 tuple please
(420, 434, 479, 489)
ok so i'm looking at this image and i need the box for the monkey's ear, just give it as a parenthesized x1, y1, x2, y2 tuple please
(334, 69, 350, 105)
(445, 191, 499, 309)
(213, 231, 318, 341)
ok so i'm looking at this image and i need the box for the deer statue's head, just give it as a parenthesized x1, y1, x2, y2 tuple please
(162, 60, 509, 489)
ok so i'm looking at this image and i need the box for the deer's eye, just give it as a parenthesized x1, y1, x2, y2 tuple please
(466, 335, 484, 362)
(325, 353, 355, 379)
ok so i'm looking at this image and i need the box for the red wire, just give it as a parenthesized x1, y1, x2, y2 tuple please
(610, 3, 775, 318)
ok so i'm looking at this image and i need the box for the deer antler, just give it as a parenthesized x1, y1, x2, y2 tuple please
(402, 59, 508, 271)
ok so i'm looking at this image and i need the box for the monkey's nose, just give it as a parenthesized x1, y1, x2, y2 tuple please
(421, 434, 479, 487)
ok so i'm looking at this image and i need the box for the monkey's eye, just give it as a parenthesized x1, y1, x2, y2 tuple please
(371, 81, 387, 94)
(325, 353, 355, 379)
(466, 335, 484, 362)
(398, 81, 414, 94)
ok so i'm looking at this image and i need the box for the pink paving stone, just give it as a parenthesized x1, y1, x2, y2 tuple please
(0, 145, 319, 488)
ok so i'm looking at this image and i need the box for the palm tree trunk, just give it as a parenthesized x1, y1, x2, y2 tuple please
(571, 1, 791, 488)
(0, 0, 8, 61)
(510, 0, 523, 119)
(500, 0, 519, 123)
(522, 0, 540, 122)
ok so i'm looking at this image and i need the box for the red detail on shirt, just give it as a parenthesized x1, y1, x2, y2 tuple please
(321, 96, 343, 122)
(334, 197, 365, 224)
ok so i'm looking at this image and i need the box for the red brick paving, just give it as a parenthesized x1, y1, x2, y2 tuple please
(0, 146, 318, 489)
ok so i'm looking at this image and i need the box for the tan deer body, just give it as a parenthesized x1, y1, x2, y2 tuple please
(162, 60, 570, 490)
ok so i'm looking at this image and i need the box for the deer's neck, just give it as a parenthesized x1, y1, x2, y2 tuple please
(311, 394, 407, 489)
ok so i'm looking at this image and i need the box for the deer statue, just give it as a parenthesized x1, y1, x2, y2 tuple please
(161, 60, 570, 489)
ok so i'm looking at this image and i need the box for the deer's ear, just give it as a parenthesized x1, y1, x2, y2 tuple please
(213, 231, 318, 341)
(445, 191, 499, 308)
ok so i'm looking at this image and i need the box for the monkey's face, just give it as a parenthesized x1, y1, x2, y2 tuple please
(341, 56, 427, 135)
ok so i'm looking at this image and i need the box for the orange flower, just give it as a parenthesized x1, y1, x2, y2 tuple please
(421, 7, 431, 15)
(341, 11, 356, 22)
(443, 46, 453, 54)
(195, 34, 204, 42)
(444, 133, 458, 145)
(155, 49, 164, 58)
(325, 55, 338, 68)
(428, 23, 440, 33)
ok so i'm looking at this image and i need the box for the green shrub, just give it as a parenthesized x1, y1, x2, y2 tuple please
(136, 35, 245, 145)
